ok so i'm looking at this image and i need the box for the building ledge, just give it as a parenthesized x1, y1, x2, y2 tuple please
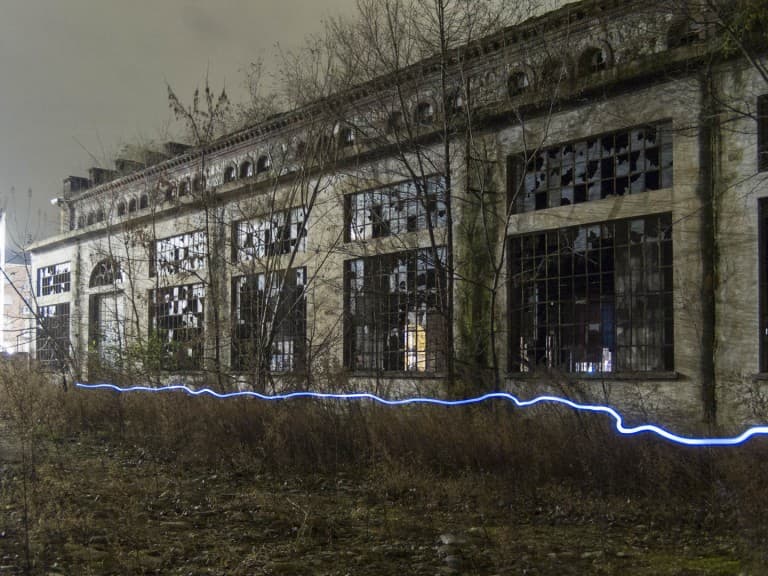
(507, 371, 680, 382)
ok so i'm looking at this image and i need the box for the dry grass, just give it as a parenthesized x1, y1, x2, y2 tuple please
(1, 362, 768, 573)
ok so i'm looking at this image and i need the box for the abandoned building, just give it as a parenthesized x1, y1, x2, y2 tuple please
(25, 0, 768, 431)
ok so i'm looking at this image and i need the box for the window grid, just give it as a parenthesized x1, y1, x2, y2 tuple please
(760, 198, 768, 371)
(758, 95, 768, 172)
(37, 262, 71, 297)
(232, 268, 306, 373)
(149, 283, 205, 371)
(36, 303, 70, 368)
(509, 213, 673, 373)
(235, 207, 306, 262)
(345, 247, 447, 373)
(516, 122, 673, 213)
(152, 231, 207, 277)
(346, 176, 447, 242)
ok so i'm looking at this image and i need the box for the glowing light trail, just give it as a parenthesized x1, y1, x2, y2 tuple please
(75, 382, 768, 447)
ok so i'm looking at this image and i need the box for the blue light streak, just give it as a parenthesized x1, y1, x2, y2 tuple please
(75, 382, 768, 447)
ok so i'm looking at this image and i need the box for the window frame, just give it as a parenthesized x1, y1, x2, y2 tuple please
(344, 247, 447, 374)
(508, 213, 674, 375)
(231, 267, 307, 374)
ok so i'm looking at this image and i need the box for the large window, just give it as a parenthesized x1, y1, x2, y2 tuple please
(37, 303, 70, 368)
(759, 95, 768, 172)
(509, 214, 673, 374)
(345, 176, 447, 241)
(37, 262, 71, 296)
(152, 231, 207, 277)
(232, 268, 306, 373)
(513, 122, 673, 213)
(345, 247, 446, 373)
(235, 207, 306, 262)
(760, 198, 768, 371)
(149, 283, 205, 371)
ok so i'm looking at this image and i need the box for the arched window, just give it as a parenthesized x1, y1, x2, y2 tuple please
(128, 198, 137, 213)
(223, 165, 236, 183)
(95, 208, 104, 223)
(578, 46, 609, 74)
(387, 110, 403, 133)
(451, 91, 464, 112)
(192, 175, 205, 192)
(164, 184, 176, 203)
(668, 18, 704, 49)
(256, 155, 271, 174)
(77, 214, 85, 229)
(240, 160, 254, 179)
(87, 212, 95, 226)
(415, 101, 435, 125)
(89, 259, 122, 288)
(541, 57, 568, 85)
(117, 201, 126, 216)
(338, 127, 355, 148)
(139, 193, 149, 209)
(179, 179, 190, 197)
(508, 71, 531, 96)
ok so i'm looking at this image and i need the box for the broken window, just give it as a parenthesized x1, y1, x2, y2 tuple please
(240, 160, 254, 179)
(256, 155, 271, 174)
(89, 292, 125, 367)
(759, 95, 768, 172)
(579, 46, 609, 74)
(346, 176, 447, 241)
(89, 259, 122, 287)
(232, 268, 306, 373)
(509, 213, 673, 373)
(345, 247, 447, 373)
(415, 101, 435, 125)
(339, 126, 355, 147)
(36, 303, 70, 368)
(149, 283, 205, 371)
(37, 262, 71, 296)
(235, 207, 306, 262)
(514, 122, 673, 213)
(760, 198, 768, 371)
(152, 231, 207, 277)
(508, 71, 530, 96)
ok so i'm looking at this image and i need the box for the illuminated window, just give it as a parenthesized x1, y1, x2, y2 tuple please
(149, 283, 205, 371)
(345, 247, 447, 373)
(37, 262, 71, 296)
(513, 122, 673, 213)
(509, 213, 674, 373)
(235, 207, 306, 261)
(346, 176, 446, 241)
(232, 268, 306, 373)
(36, 303, 70, 368)
(151, 231, 207, 277)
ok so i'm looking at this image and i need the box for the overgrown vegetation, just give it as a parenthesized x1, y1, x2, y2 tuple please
(1, 362, 768, 574)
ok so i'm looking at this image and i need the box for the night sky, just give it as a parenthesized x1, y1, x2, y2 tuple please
(0, 0, 567, 255)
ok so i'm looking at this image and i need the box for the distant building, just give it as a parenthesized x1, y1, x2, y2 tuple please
(26, 0, 768, 430)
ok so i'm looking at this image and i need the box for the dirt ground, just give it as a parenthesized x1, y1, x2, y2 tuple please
(0, 431, 756, 575)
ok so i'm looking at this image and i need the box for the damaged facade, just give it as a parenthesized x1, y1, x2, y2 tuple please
(27, 0, 768, 431)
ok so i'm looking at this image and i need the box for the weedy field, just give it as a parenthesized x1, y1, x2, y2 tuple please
(1, 363, 766, 575)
